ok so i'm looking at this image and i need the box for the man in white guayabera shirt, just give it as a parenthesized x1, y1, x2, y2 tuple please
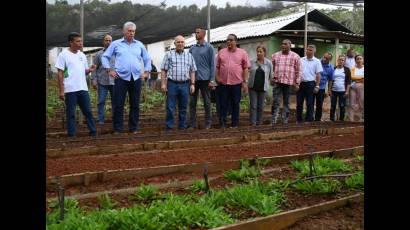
(297, 44, 323, 123)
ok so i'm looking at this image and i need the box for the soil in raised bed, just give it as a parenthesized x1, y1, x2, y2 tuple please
(284, 200, 364, 230)
(47, 131, 363, 177)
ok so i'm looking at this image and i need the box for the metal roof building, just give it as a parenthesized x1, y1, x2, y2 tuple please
(182, 9, 363, 47)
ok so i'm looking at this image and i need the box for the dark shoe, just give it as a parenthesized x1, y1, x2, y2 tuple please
(89, 132, 97, 138)
(130, 130, 141, 134)
(205, 124, 211, 129)
(113, 131, 121, 135)
(97, 121, 105, 125)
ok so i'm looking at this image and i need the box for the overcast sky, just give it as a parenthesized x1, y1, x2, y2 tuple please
(46, 0, 359, 9)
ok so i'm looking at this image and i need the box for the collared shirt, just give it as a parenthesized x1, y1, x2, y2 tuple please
(189, 41, 215, 81)
(161, 50, 197, 81)
(271, 50, 301, 85)
(332, 67, 348, 92)
(55, 48, 89, 93)
(91, 49, 115, 86)
(216, 47, 250, 85)
(344, 57, 355, 70)
(319, 60, 334, 89)
(248, 58, 273, 92)
(101, 37, 151, 81)
(301, 56, 323, 82)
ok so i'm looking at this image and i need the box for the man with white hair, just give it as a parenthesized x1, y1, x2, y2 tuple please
(161, 35, 197, 131)
(102, 21, 151, 134)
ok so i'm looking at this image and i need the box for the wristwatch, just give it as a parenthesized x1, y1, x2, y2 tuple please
(191, 82, 195, 85)
(243, 80, 248, 83)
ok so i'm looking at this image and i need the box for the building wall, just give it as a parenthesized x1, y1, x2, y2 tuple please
(147, 41, 166, 68)
(268, 37, 338, 66)
(237, 39, 269, 61)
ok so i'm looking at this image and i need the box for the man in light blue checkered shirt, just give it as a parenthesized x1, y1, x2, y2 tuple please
(161, 35, 197, 131)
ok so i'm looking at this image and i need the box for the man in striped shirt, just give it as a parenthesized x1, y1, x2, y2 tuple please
(271, 39, 301, 126)
(161, 35, 197, 131)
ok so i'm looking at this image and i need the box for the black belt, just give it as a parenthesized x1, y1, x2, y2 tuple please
(168, 79, 190, 84)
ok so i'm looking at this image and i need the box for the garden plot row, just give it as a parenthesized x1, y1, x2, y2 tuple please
(47, 119, 350, 145)
(46, 122, 363, 158)
(47, 146, 363, 198)
(46, 111, 285, 137)
(46, 129, 363, 179)
(47, 148, 364, 230)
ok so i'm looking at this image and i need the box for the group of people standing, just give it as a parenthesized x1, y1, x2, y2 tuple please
(55, 21, 364, 137)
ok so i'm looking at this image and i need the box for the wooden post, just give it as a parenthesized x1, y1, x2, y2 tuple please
(304, 3, 308, 55)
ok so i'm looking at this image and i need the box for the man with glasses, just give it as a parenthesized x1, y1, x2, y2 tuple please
(215, 34, 250, 129)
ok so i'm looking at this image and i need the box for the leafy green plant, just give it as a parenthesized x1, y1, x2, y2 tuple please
(293, 179, 342, 194)
(240, 95, 250, 112)
(140, 90, 166, 112)
(224, 180, 285, 215)
(47, 194, 233, 230)
(224, 160, 261, 182)
(46, 177, 296, 229)
(356, 155, 364, 162)
(256, 158, 271, 167)
(131, 184, 159, 203)
(97, 193, 117, 210)
(291, 156, 353, 177)
(345, 172, 364, 190)
(189, 180, 206, 193)
(46, 198, 83, 226)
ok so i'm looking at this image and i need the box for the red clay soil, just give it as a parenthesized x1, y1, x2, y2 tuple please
(47, 131, 363, 177)
(284, 200, 364, 230)
(46, 122, 360, 150)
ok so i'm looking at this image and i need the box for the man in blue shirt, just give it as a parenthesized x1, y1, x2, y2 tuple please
(102, 21, 151, 134)
(188, 27, 215, 129)
(314, 52, 334, 121)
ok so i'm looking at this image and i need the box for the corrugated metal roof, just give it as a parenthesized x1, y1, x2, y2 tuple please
(181, 11, 308, 48)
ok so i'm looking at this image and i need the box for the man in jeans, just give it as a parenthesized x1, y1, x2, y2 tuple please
(314, 52, 334, 121)
(297, 44, 323, 123)
(216, 34, 249, 129)
(188, 27, 215, 129)
(55, 32, 97, 137)
(271, 39, 301, 126)
(161, 35, 197, 131)
(102, 21, 151, 134)
(91, 34, 114, 124)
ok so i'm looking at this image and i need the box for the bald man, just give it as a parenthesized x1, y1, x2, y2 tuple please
(91, 34, 115, 124)
(161, 35, 197, 131)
